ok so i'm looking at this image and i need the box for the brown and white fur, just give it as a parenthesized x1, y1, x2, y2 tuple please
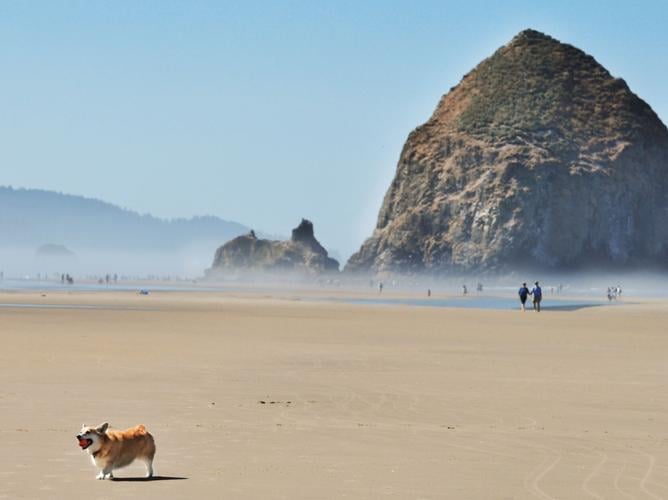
(76, 422, 155, 480)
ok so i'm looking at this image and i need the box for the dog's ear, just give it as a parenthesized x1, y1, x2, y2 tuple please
(96, 422, 109, 433)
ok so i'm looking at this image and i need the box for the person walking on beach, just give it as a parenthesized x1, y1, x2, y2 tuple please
(531, 281, 542, 312)
(518, 282, 529, 311)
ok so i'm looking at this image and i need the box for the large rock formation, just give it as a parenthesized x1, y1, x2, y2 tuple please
(207, 219, 339, 276)
(347, 29, 668, 273)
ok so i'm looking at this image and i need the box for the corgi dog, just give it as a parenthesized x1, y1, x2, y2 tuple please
(76, 422, 155, 480)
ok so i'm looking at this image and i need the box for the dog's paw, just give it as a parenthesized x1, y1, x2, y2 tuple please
(96, 472, 105, 480)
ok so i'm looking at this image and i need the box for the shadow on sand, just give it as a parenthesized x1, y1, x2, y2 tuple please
(541, 303, 613, 312)
(342, 297, 623, 312)
(111, 476, 187, 482)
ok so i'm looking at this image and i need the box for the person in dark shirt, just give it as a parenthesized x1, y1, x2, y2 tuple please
(531, 281, 542, 312)
(518, 283, 529, 311)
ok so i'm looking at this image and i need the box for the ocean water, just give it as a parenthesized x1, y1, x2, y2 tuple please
(0, 279, 227, 293)
(0, 278, 625, 312)
(343, 296, 618, 312)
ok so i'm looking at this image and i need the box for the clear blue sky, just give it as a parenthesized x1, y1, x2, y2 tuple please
(1, 1, 667, 259)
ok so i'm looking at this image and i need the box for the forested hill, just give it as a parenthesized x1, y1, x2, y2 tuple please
(0, 186, 249, 252)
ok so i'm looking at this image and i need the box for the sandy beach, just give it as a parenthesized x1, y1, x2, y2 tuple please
(0, 289, 666, 499)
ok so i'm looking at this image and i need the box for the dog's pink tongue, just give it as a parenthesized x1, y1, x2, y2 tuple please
(78, 438, 88, 447)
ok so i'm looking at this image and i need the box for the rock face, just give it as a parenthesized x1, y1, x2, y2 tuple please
(208, 219, 339, 275)
(347, 29, 668, 273)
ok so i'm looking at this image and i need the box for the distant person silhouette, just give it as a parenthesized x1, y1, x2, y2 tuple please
(531, 281, 542, 312)
(518, 282, 529, 311)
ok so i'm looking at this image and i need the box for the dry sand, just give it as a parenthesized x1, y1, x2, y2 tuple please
(0, 290, 666, 499)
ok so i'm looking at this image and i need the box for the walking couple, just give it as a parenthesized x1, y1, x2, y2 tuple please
(518, 282, 542, 312)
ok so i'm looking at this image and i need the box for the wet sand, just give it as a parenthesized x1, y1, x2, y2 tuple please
(0, 290, 666, 499)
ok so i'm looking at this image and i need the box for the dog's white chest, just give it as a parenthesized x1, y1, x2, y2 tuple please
(89, 453, 104, 468)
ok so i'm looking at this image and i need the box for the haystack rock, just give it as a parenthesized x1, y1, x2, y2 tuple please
(207, 219, 339, 276)
(346, 29, 668, 274)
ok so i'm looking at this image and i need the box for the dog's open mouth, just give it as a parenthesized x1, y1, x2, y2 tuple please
(78, 437, 93, 450)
